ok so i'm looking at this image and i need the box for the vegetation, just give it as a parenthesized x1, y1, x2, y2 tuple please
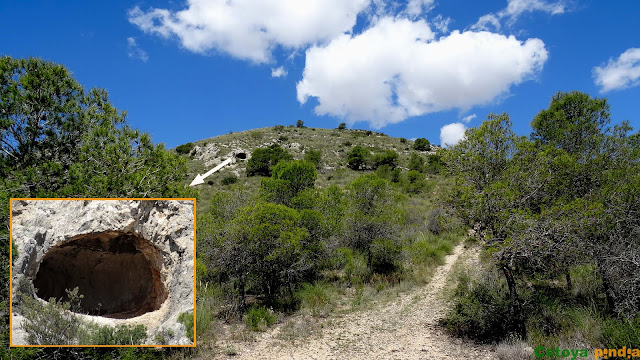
(175, 142, 195, 155)
(443, 91, 640, 349)
(1, 56, 193, 358)
(413, 137, 430, 151)
(246, 144, 292, 176)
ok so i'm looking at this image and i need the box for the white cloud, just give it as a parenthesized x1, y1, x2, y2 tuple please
(297, 17, 547, 128)
(127, 37, 149, 62)
(431, 14, 452, 34)
(462, 114, 477, 123)
(128, 0, 371, 63)
(440, 122, 467, 147)
(271, 66, 288, 78)
(472, 0, 566, 30)
(593, 48, 640, 93)
(405, 0, 435, 17)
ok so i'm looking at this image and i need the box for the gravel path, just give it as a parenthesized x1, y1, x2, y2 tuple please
(212, 243, 495, 359)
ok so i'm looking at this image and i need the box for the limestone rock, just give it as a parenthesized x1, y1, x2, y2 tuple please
(11, 199, 195, 346)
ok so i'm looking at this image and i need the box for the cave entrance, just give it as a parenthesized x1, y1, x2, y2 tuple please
(32, 231, 167, 319)
(235, 152, 247, 160)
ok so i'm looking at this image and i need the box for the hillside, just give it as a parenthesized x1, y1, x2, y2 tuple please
(177, 125, 443, 210)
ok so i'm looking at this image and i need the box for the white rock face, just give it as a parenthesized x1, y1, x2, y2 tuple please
(11, 199, 195, 346)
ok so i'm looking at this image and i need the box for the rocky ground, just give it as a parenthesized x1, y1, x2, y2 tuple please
(207, 243, 495, 359)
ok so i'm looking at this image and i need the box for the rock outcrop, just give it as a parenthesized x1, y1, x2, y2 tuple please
(11, 199, 195, 345)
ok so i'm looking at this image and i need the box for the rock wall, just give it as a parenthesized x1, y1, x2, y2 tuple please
(10, 199, 195, 345)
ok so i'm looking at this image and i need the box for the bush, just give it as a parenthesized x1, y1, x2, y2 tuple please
(337, 122, 347, 130)
(221, 175, 238, 185)
(370, 238, 402, 274)
(304, 149, 323, 169)
(246, 144, 292, 177)
(175, 142, 195, 155)
(441, 270, 518, 343)
(296, 283, 333, 317)
(83, 324, 147, 345)
(602, 315, 640, 348)
(413, 138, 430, 151)
(20, 287, 83, 345)
(177, 312, 195, 342)
(245, 306, 276, 331)
(407, 232, 454, 266)
(296, 119, 305, 128)
(340, 248, 370, 285)
(404, 170, 426, 193)
(425, 153, 445, 174)
(347, 146, 369, 170)
(426, 208, 444, 234)
(274, 125, 285, 131)
(373, 150, 399, 169)
(408, 153, 424, 172)
(250, 130, 263, 139)
(400, 137, 407, 143)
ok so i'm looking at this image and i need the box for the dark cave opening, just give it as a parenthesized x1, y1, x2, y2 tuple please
(32, 231, 167, 319)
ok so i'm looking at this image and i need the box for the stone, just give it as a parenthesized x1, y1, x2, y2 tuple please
(10, 199, 195, 345)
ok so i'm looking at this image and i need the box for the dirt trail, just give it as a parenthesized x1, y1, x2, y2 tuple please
(215, 243, 494, 359)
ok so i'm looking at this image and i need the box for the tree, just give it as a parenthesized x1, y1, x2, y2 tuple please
(246, 144, 292, 177)
(0, 57, 194, 356)
(261, 160, 317, 205)
(373, 150, 398, 169)
(408, 153, 424, 172)
(303, 149, 322, 169)
(346, 146, 368, 170)
(337, 123, 347, 130)
(296, 119, 305, 128)
(413, 138, 430, 151)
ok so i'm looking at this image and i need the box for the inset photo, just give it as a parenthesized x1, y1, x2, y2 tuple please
(10, 199, 196, 347)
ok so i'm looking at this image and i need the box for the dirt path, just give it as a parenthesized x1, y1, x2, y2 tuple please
(214, 243, 494, 359)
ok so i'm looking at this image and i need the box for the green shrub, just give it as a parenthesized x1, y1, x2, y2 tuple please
(296, 119, 305, 128)
(245, 306, 276, 331)
(407, 232, 454, 266)
(441, 270, 518, 343)
(175, 142, 195, 155)
(274, 125, 285, 131)
(304, 149, 323, 169)
(408, 153, 424, 172)
(370, 238, 402, 274)
(278, 135, 289, 142)
(425, 153, 445, 174)
(20, 287, 83, 345)
(177, 312, 195, 342)
(602, 315, 640, 348)
(426, 208, 444, 235)
(84, 324, 147, 345)
(296, 283, 333, 317)
(246, 144, 292, 176)
(337, 122, 347, 130)
(250, 130, 263, 139)
(342, 141, 352, 147)
(413, 138, 430, 151)
(400, 137, 407, 143)
(404, 170, 426, 193)
(373, 150, 399, 169)
(339, 248, 370, 285)
(221, 175, 238, 185)
(347, 146, 368, 170)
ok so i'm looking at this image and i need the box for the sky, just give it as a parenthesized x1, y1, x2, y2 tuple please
(1, 0, 639, 148)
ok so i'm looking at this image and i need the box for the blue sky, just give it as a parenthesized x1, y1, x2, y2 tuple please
(2, 0, 639, 148)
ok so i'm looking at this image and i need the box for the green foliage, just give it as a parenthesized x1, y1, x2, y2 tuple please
(346, 145, 368, 170)
(426, 208, 444, 235)
(370, 238, 402, 274)
(221, 174, 238, 185)
(296, 282, 333, 317)
(175, 142, 195, 155)
(177, 312, 195, 342)
(82, 324, 147, 345)
(338, 248, 370, 285)
(425, 153, 445, 174)
(404, 170, 427, 194)
(273, 124, 285, 131)
(20, 287, 83, 345)
(246, 144, 293, 177)
(441, 271, 517, 343)
(373, 149, 399, 169)
(296, 119, 305, 128)
(337, 122, 347, 130)
(250, 130, 263, 139)
(304, 149, 323, 169)
(245, 305, 276, 331)
(413, 138, 430, 151)
(261, 160, 317, 205)
(602, 315, 640, 348)
(409, 153, 424, 172)
(400, 137, 407, 143)
(407, 232, 454, 267)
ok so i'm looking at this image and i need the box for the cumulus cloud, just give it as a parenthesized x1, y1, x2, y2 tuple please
(440, 122, 467, 147)
(472, 0, 567, 31)
(462, 114, 477, 123)
(593, 48, 640, 93)
(297, 17, 547, 128)
(271, 66, 288, 78)
(128, 0, 370, 63)
(127, 37, 149, 62)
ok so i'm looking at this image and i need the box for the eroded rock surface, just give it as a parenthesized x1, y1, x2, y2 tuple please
(11, 199, 195, 345)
